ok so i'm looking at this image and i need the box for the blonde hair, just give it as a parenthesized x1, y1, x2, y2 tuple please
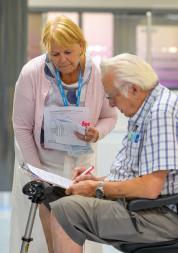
(42, 16, 87, 53)
(101, 53, 158, 95)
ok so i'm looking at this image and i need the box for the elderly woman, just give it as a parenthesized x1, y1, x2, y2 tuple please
(10, 16, 117, 253)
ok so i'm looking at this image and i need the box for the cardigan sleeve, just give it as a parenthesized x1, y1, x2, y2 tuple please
(95, 96, 118, 139)
(12, 66, 42, 168)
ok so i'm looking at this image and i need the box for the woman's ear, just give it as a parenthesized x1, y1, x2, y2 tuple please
(79, 42, 85, 56)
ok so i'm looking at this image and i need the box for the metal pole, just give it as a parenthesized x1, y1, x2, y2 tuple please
(20, 202, 38, 253)
(146, 11, 152, 64)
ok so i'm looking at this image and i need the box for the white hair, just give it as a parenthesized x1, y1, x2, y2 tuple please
(100, 53, 158, 96)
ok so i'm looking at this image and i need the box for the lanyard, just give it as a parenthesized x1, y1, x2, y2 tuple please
(56, 69, 83, 107)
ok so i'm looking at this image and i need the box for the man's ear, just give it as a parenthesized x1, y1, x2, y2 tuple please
(131, 84, 140, 96)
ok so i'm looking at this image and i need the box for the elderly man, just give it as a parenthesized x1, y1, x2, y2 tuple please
(49, 54, 178, 253)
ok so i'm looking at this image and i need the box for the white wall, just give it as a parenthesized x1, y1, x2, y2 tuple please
(96, 114, 127, 253)
(97, 130, 126, 176)
(97, 131, 125, 253)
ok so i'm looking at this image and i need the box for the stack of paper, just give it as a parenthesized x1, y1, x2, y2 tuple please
(27, 164, 72, 189)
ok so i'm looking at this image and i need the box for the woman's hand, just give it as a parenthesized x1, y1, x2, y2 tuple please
(75, 127, 99, 143)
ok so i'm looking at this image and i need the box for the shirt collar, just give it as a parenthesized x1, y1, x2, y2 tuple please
(129, 84, 162, 126)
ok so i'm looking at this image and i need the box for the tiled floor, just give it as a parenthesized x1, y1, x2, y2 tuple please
(0, 192, 11, 253)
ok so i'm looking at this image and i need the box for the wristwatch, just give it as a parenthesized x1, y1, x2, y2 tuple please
(96, 181, 105, 199)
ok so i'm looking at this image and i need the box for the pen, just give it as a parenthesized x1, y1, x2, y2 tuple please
(80, 166, 94, 176)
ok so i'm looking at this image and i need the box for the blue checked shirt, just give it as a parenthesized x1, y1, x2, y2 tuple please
(107, 84, 178, 195)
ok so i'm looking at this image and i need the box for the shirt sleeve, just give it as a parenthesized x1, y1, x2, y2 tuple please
(139, 106, 178, 175)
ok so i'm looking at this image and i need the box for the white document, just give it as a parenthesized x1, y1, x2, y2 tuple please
(27, 164, 72, 189)
(44, 106, 90, 149)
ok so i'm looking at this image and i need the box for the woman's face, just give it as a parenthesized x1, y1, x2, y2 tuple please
(49, 40, 83, 74)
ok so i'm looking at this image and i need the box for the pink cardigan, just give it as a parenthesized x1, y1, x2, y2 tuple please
(13, 55, 117, 168)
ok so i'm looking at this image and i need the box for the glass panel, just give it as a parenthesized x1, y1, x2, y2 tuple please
(28, 13, 43, 61)
(113, 14, 147, 132)
(137, 14, 178, 89)
(114, 14, 146, 55)
(45, 12, 79, 24)
(82, 12, 113, 64)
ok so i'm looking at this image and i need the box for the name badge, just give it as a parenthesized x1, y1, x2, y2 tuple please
(128, 125, 140, 143)
(128, 131, 140, 143)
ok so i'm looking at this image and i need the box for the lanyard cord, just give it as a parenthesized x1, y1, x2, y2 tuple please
(56, 69, 83, 107)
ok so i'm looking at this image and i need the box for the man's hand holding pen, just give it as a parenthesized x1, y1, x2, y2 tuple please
(66, 166, 99, 196)
(72, 166, 97, 182)
(66, 179, 99, 197)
